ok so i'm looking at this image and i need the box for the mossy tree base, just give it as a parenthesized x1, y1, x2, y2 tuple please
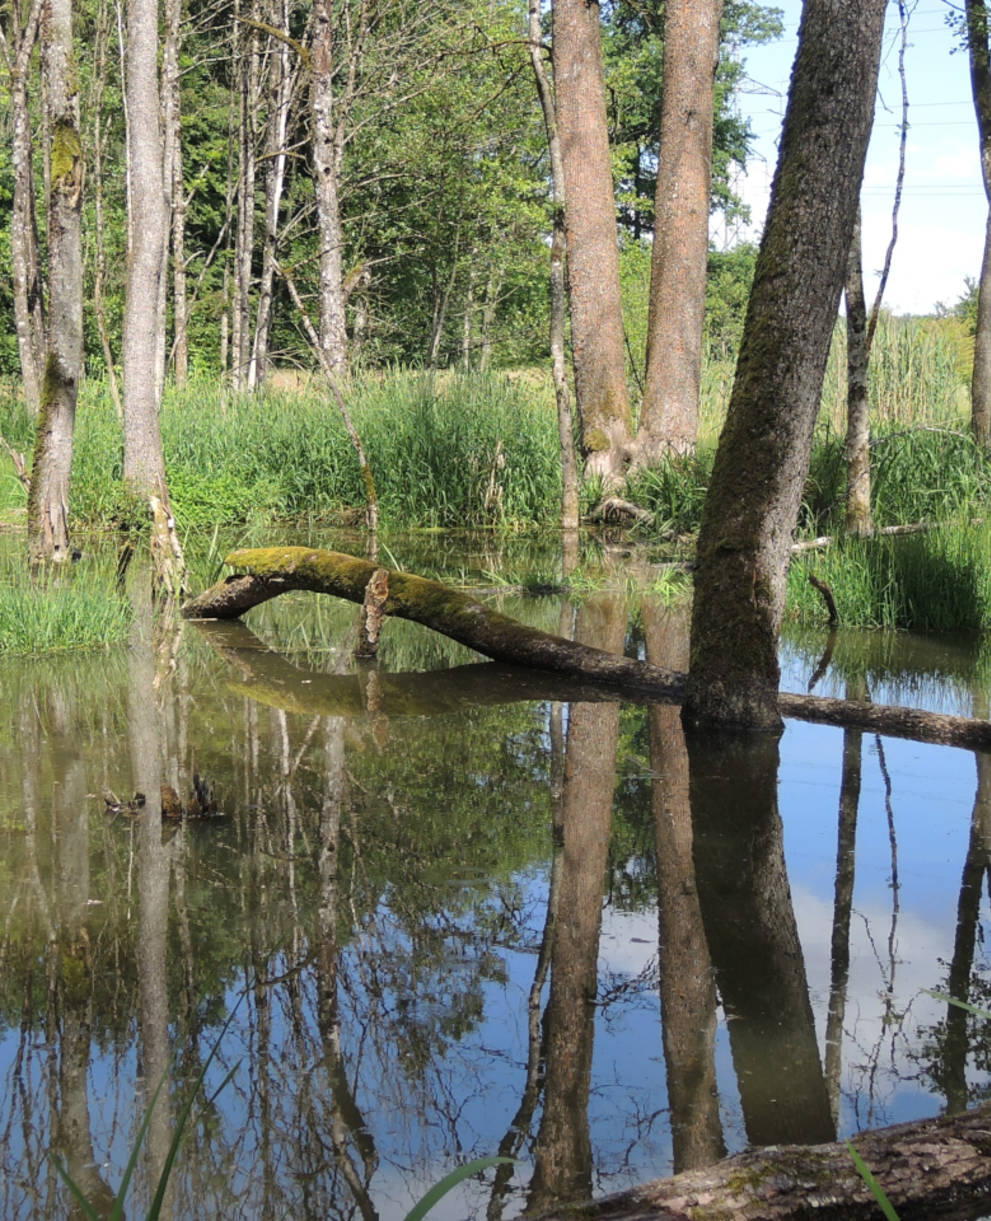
(182, 546, 991, 750)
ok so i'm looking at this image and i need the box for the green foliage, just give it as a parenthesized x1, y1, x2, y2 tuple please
(0, 554, 131, 654)
(403, 1157, 514, 1221)
(846, 1142, 900, 1221)
(787, 520, 991, 632)
(625, 447, 715, 537)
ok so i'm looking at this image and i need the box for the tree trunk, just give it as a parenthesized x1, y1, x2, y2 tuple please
(232, 0, 258, 392)
(844, 207, 871, 534)
(966, 0, 991, 446)
(121, 0, 185, 594)
(90, 0, 122, 414)
(636, 0, 722, 464)
(8, 0, 47, 418)
(552, 0, 633, 487)
(682, 0, 886, 733)
(28, 0, 84, 565)
(183, 546, 991, 750)
(524, 1099, 991, 1220)
(311, 0, 349, 377)
(528, 0, 579, 531)
(251, 0, 294, 388)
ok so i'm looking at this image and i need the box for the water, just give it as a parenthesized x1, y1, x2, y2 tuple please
(2, 538, 990, 1218)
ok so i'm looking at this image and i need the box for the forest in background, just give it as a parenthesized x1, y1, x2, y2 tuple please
(0, 0, 779, 383)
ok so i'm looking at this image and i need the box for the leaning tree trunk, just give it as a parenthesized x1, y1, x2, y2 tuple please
(28, 0, 83, 565)
(636, 0, 722, 464)
(552, 0, 633, 488)
(682, 0, 887, 733)
(121, 0, 185, 595)
(183, 546, 991, 750)
(967, 0, 991, 446)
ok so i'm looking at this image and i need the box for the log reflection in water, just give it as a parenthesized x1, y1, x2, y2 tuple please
(643, 602, 724, 1172)
(527, 597, 626, 1214)
(687, 731, 835, 1146)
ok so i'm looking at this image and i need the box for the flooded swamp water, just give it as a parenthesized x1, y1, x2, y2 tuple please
(2, 535, 991, 1218)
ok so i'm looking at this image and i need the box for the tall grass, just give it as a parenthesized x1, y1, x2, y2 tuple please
(787, 518, 991, 632)
(0, 555, 131, 653)
(1, 371, 562, 532)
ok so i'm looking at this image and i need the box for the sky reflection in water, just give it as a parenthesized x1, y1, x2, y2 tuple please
(0, 585, 989, 1219)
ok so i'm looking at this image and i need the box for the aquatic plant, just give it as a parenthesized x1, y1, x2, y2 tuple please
(0, 555, 131, 654)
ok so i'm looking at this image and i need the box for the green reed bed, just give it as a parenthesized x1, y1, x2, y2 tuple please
(0, 557, 131, 654)
(787, 517, 991, 632)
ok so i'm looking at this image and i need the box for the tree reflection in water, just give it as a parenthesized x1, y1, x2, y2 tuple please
(1, 591, 991, 1218)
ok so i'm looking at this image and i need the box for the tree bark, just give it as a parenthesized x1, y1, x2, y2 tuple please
(7, 0, 46, 418)
(552, 0, 633, 487)
(636, 0, 722, 464)
(28, 0, 84, 565)
(528, 0, 579, 531)
(311, 0, 349, 377)
(121, 0, 185, 594)
(844, 208, 872, 534)
(523, 1099, 991, 1220)
(182, 546, 991, 750)
(682, 0, 886, 733)
(967, 0, 991, 446)
(251, 0, 295, 389)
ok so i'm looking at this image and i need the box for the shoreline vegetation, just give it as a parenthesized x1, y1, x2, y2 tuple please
(0, 310, 985, 653)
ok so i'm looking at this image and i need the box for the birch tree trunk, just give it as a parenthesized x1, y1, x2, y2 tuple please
(311, 0, 348, 377)
(636, 0, 723, 464)
(28, 0, 83, 564)
(7, 0, 47, 419)
(251, 0, 295, 388)
(121, 0, 185, 594)
(232, 0, 258, 392)
(683, 0, 886, 733)
(552, 0, 632, 488)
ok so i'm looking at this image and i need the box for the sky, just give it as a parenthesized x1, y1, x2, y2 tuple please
(715, 0, 986, 316)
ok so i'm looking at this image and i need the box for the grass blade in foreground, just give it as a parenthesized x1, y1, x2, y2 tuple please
(846, 1140, 900, 1221)
(404, 1156, 514, 1221)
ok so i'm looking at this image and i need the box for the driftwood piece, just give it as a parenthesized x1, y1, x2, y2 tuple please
(181, 547, 991, 750)
(522, 1102, 991, 1220)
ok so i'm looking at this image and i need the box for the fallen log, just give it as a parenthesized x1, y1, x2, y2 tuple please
(521, 1101, 991, 1220)
(182, 547, 991, 750)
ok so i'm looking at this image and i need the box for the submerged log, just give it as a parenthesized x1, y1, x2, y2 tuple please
(182, 547, 991, 750)
(522, 1101, 991, 1220)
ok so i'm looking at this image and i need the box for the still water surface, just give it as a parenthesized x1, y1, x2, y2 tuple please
(2, 537, 990, 1218)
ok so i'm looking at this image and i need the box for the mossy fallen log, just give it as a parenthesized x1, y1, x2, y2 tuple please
(521, 1100, 991, 1220)
(182, 547, 991, 750)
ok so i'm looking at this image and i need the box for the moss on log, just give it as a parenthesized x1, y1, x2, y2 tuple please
(182, 547, 991, 750)
(181, 546, 686, 700)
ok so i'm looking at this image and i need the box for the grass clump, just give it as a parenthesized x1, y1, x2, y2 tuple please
(787, 518, 991, 632)
(0, 371, 563, 532)
(0, 558, 131, 654)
